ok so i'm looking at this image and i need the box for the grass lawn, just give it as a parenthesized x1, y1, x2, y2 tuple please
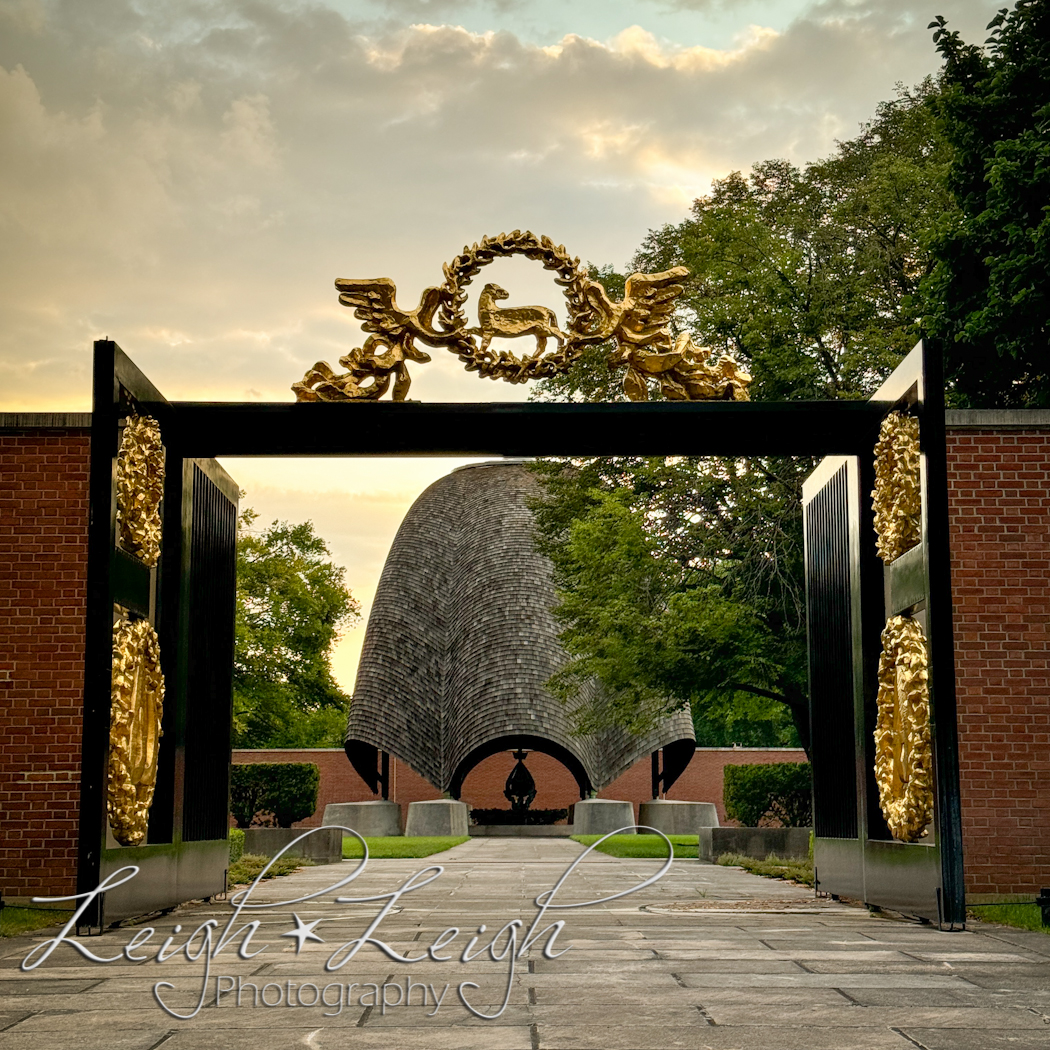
(0, 907, 74, 938)
(227, 852, 312, 885)
(967, 903, 1049, 935)
(571, 834, 697, 859)
(342, 836, 470, 859)
(717, 852, 815, 887)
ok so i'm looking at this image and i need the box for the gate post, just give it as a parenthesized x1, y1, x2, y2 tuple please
(803, 341, 965, 925)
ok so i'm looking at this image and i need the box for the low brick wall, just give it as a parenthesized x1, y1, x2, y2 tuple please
(231, 747, 808, 829)
(231, 748, 442, 827)
(0, 424, 91, 898)
(4, 415, 1048, 905)
(604, 747, 807, 825)
(947, 422, 1050, 895)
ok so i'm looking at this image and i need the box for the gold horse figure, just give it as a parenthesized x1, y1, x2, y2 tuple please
(472, 283, 568, 360)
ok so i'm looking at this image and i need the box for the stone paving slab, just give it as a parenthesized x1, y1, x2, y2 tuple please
(674, 972, 979, 988)
(0, 1033, 167, 1050)
(848, 987, 1050, 1008)
(705, 1005, 1045, 1028)
(533, 1024, 920, 1049)
(535, 958, 810, 974)
(1, 837, 1047, 1050)
(957, 974, 1050, 992)
(899, 1031, 1050, 1050)
(161, 1028, 535, 1049)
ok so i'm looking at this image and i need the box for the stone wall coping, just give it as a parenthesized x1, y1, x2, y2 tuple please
(690, 747, 807, 752)
(0, 412, 92, 428)
(945, 409, 1050, 429)
(6, 410, 1050, 433)
(233, 748, 345, 754)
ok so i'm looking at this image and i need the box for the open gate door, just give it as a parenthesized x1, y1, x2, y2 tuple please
(802, 342, 965, 927)
(79, 340, 238, 928)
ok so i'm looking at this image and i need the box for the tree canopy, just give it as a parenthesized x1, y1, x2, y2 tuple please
(530, 458, 809, 749)
(529, 81, 951, 751)
(529, 3, 1050, 749)
(234, 509, 359, 748)
(536, 80, 950, 405)
(921, 2, 1050, 406)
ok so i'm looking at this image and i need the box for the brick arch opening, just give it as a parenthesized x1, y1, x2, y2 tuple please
(450, 734, 592, 806)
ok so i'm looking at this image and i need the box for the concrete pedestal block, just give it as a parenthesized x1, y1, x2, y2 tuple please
(242, 827, 343, 865)
(698, 826, 812, 862)
(404, 799, 470, 837)
(322, 800, 402, 837)
(571, 799, 636, 836)
(638, 799, 719, 836)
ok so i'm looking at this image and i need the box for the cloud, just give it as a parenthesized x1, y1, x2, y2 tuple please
(0, 0, 994, 680)
(360, 0, 526, 14)
(0, 0, 990, 410)
(222, 454, 490, 690)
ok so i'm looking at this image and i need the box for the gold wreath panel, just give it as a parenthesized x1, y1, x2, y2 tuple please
(293, 230, 751, 403)
(109, 613, 165, 846)
(874, 615, 933, 842)
(872, 410, 921, 563)
(116, 414, 165, 568)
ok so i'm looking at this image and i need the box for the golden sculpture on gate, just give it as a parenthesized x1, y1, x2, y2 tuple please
(872, 410, 921, 563)
(108, 611, 165, 846)
(874, 615, 934, 843)
(115, 414, 165, 568)
(293, 231, 751, 403)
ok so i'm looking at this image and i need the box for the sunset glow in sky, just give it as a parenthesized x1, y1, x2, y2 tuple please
(0, 0, 995, 689)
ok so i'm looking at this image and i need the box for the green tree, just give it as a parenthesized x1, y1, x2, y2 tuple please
(531, 457, 808, 749)
(530, 84, 950, 751)
(537, 82, 950, 405)
(234, 509, 360, 748)
(922, 3, 1050, 406)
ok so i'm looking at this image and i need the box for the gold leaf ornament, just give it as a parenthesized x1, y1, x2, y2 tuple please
(872, 410, 921, 563)
(293, 230, 751, 402)
(108, 613, 165, 846)
(115, 414, 165, 567)
(874, 615, 934, 843)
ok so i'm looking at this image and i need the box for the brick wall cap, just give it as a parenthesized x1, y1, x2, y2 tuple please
(0, 413, 92, 429)
(946, 409, 1050, 430)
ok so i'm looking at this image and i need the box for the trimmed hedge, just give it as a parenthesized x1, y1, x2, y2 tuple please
(229, 828, 245, 864)
(230, 763, 320, 828)
(723, 762, 812, 828)
(229, 765, 269, 828)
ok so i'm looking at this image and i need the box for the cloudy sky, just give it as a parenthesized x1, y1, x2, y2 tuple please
(1, 0, 994, 688)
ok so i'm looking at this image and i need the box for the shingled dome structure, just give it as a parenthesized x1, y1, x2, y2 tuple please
(345, 460, 695, 799)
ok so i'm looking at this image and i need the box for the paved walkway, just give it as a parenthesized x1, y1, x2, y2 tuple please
(2, 837, 1049, 1048)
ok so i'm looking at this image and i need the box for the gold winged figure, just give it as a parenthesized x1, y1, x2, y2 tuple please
(293, 277, 461, 402)
(292, 231, 751, 402)
(576, 267, 751, 402)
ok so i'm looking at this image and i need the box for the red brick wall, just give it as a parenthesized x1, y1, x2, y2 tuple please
(647, 748, 807, 826)
(0, 429, 90, 898)
(233, 747, 807, 828)
(6, 423, 1049, 902)
(456, 746, 809, 827)
(946, 428, 1050, 895)
(231, 749, 443, 828)
(461, 751, 579, 816)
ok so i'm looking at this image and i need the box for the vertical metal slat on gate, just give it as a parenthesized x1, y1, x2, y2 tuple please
(805, 462, 859, 841)
(182, 463, 237, 842)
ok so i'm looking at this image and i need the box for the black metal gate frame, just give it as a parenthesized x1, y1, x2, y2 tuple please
(80, 338, 964, 927)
